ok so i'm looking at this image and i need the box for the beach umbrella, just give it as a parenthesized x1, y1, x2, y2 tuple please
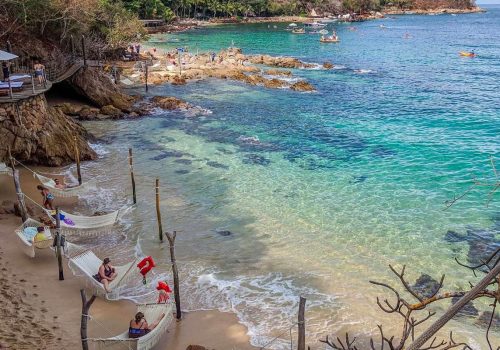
(0, 50, 18, 61)
(319, 29, 329, 35)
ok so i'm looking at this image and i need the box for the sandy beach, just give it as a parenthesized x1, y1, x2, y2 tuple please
(0, 169, 256, 350)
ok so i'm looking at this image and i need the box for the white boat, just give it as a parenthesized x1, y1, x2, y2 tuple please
(304, 22, 327, 28)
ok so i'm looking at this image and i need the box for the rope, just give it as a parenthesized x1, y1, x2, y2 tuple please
(82, 313, 134, 350)
(259, 323, 297, 350)
(13, 158, 69, 176)
(21, 193, 48, 212)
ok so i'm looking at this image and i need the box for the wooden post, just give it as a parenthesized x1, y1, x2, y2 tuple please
(178, 50, 182, 76)
(297, 297, 306, 350)
(166, 231, 181, 319)
(8, 78, 12, 100)
(73, 136, 82, 185)
(55, 207, 64, 280)
(8, 147, 27, 222)
(145, 64, 149, 92)
(129, 148, 136, 204)
(6, 40, 12, 53)
(155, 178, 163, 242)
(70, 35, 75, 60)
(81, 35, 87, 67)
(80, 289, 96, 350)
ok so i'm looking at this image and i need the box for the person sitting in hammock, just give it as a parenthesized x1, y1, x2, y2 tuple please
(36, 185, 55, 210)
(93, 258, 117, 293)
(128, 312, 165, 339)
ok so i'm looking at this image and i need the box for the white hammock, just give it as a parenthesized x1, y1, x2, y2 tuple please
(88, 302, 174, 350)
(36, 173, 96, 198)
(68, 250, 141, 300)
(14, 218, 53, 258)
(46, 207, 129, 236)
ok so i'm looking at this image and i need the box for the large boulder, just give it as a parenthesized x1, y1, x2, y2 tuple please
(0, 94, 96, 166)
(68, 67, 135, 112)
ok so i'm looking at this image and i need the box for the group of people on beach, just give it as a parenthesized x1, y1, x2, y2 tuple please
(35, 178, 164, 339)
(2, 60, 45, 84)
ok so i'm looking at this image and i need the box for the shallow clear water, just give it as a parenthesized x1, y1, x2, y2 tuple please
(80, 7, 499, 349)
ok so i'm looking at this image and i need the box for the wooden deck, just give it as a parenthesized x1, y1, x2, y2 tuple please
(0, 80, 53, 103)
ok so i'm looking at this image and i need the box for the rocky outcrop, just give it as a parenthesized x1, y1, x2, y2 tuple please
(68, 67, 136, 112)
(323, 61, 334, 69)
(151, 96, 192, 110)
(0, 94, 96, 166)
(265, 69, 292, 76)
(290, 81, 315, 92)
(248, 54, 316, 69)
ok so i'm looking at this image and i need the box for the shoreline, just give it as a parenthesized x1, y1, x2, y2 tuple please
(154, 6, 485, 33)
(0, 169, 256, 349)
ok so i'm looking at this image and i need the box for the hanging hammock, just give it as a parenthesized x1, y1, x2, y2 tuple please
(68, 250, 141, 300)
(88, 302, 174, 350)
(35, 173, 97, 198)
(46, 208, 126, 235)
(14, 218, 53, 258)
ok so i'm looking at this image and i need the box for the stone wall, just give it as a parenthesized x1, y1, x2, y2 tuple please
(0, 93, 96, 166)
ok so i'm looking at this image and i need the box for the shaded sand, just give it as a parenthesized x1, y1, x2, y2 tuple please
(0, 170, 255, 349)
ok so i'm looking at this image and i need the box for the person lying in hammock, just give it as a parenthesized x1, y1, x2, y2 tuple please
(53, 178, 77, 189)
(128, 312, 165, 339)
(93, 258, 117, 293)
(36, 185, 55, 210)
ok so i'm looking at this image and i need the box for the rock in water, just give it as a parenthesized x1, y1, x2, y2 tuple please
(412, 274, 441, 298)
(68, 67, 135, 112)
(151, 96, 191, 110)
(0, 94, 96, 166)
(290, 81, 316, 92)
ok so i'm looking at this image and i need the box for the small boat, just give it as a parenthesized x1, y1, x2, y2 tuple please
(292, 28, 306, 34)
(459, 51, 476, 57)
(304, 22, 327, 28)
(320, 35, 340, 43)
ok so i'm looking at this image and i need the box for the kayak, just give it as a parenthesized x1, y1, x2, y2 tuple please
(459, 51, 476, 57)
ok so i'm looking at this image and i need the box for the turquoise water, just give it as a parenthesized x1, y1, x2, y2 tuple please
(82, 8, 499, 349)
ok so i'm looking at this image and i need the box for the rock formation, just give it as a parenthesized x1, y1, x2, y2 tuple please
(68, 67, 136, 112)
(0, 94, 96, 166)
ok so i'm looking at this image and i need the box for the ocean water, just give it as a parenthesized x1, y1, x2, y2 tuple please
(78, 7, 499, 349)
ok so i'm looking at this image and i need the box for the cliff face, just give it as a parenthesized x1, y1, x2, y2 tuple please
(0, 94, 96, 166)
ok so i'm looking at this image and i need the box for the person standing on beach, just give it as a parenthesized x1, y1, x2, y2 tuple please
(2, 62, 10, 82)
(36, 185, 55, 210)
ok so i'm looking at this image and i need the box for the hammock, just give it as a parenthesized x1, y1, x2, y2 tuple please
(45, 206, 130, 236)
(68, 250, 141, 300)
(35, 173, 96, 198)
(88, 302, 174, 350)
(14, 218, 53, 258)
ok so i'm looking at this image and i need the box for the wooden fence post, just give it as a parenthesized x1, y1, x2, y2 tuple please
(80, 289, 96, 350)
(166, 231, 181, 319)
(73, 136, 82, 185)
(55, 208, 64, 280)
(129, 148, 137, 204)
(155, 178, 163, 242)
(145, 64, 149, 92)
(298, 297, 306, 350)
(8, 147, 27, 222)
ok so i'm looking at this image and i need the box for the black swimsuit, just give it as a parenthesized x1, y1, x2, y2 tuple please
(93, 265, 113, 283)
